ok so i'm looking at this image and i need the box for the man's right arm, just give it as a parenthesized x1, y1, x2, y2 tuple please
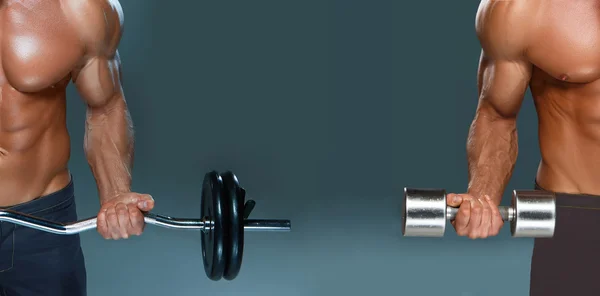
(466, 0, 533, 206)
(448, 0, 534, 238)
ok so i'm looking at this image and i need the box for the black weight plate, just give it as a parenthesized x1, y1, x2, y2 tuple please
(201, 171, 228, 281)
(220, 171, 245, 280)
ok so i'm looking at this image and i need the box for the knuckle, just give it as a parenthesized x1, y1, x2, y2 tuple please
(130, 209, 142, 218)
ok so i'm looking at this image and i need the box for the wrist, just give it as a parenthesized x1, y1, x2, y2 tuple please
(99, 188, 131, 204)
(467, 189, 502, 206)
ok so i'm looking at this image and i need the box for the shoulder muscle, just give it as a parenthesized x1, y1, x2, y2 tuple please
(475, 0, 535, 60)
(62, 0, 124, 57)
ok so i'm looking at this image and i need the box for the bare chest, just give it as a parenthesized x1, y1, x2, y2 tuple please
(0, 1, 83, 93)
(528, 2, 600, 83)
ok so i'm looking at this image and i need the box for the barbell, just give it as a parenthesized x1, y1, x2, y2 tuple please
(401, 187, 556, 238)
(0, 170, 291, 281)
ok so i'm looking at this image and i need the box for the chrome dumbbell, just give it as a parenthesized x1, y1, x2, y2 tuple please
(402, 188, 556, 238)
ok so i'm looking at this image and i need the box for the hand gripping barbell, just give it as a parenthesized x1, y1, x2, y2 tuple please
(0, 170, 291, 281)
(401, 188, 556, 238)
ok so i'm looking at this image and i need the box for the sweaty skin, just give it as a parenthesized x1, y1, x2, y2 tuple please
(448, 0, 600, 239)
(0, 0, 153, 239)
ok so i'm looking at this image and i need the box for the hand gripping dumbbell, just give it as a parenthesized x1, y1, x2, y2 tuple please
(401, 188, 556, 237)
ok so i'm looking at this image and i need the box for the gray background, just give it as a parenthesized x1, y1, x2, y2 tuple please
(64, 1, 541, 295)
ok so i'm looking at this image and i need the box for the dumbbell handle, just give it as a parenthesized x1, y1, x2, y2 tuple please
(446, 206, 515, 221)
(0, 210, 291, 235)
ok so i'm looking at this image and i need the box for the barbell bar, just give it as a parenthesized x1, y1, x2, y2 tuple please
(0, 211, 290, 235)
(402, 188, 556, 238)
(0, 170, 291, 281)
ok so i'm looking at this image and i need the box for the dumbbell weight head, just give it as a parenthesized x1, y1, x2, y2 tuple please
(402, 188, 448, 237)
(220, 171, 245, 281)
(201, 171, 229, 280)
(510, 190, 556, 238)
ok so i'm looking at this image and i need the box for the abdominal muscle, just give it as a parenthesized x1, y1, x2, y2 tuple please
(533, 78, 600, 195)
(0, 89, 72, 207)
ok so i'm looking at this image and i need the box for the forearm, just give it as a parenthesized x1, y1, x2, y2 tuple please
(84, 94, 134, 203)
(466, 110, 518, 205)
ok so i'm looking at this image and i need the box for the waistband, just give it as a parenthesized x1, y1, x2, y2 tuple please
(1, 178, 75, 215)
(535, 180, 600, 209)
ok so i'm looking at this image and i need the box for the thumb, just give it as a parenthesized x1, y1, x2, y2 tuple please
(446, 193, 463, 207)
(137, 194, 155, 211)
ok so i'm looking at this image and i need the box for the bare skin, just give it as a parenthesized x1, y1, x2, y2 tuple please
(0, 0, 153, 240)
(448, 0, 600, 239)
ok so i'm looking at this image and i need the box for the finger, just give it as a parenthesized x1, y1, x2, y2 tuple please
(120, 194, 141, 204)
(478, 198, 492, 238)
(96, 209, 111, 239)
(128, 205, 145, 236)
(116, 203, 132, 239)
(137, 194, 155, 212)
(486, 195, 503, 236)
(454, 197, 471, 236)
(446, 193, 463, 207)
(105, 207, 121, 240)
(468, 199, 483, 239)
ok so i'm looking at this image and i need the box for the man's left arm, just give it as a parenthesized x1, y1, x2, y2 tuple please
(68, 0, 154, 240)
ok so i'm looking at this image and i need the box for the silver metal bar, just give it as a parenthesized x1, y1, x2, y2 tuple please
(446, 206, 515, 221)
(0, 210, 291, 235)
(244, 219, 291, 231)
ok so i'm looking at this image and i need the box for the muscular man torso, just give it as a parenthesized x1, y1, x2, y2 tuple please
(476, 0, 600, 196)
(527, 1, 600, 194)
(0, 0, 124, 206)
